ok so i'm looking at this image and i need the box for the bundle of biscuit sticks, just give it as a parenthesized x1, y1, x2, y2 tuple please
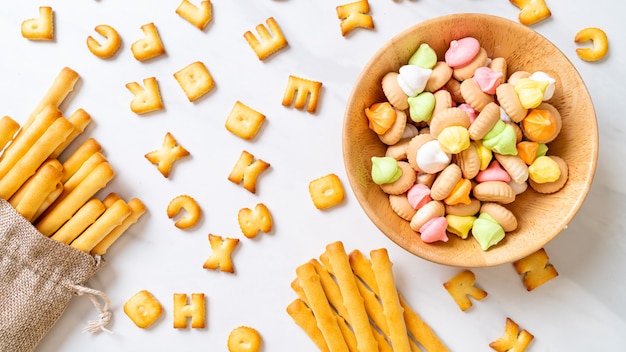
(0, 66, 146, 352)
(0, 66, 145, 255)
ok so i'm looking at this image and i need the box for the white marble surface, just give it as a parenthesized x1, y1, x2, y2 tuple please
(1, 0, 624, 351)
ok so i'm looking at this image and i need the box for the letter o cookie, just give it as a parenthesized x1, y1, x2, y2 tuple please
(227, 326, 262, 352)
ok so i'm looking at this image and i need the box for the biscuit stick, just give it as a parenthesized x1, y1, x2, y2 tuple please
(296, 262, 349, 352)
(20, 67, 80, 135)
(50, 198, 105, 244)
(8, 159, 62, 207)
(287, 299, 329, 352)
(91, 197, 146, 255)
(71, 198, 131, 253)
(294, 264, 359, 352)
(59, 152, 106, 202)
(61, 138, 102, 183)
(348, 250, 448, 352)
(36, 161, 114, 236)
(0, 116, 20, 152)
(370, 249, 411, 352)
(32, 182, 63, 222)
(324, 242, 378, 352)
(11, 161, 63, 222)
(0, 115, 73, 200)
(0, 105, 61, 179)
(310, 259, 393, 352)
(51, 108, 92, 158)
(399, 295, 449, 352)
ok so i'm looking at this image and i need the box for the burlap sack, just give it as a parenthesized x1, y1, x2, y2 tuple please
(0, 199, 107, 352)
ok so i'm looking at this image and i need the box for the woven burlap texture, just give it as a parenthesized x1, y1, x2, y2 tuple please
(0, 199, 103, 352)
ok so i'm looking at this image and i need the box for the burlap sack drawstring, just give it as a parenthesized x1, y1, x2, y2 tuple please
(71, 283, 113, 334)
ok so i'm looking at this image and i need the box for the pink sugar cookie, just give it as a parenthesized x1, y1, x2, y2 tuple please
(444, 37, 480, 68)
(472, 67, 503, 95)
(407, 183, 432, 210)
(458, 103, 478, 123)
(419, 216, 449, 243)
(476, 160, 511, 183)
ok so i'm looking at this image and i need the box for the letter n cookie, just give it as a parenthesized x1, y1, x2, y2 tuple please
(443, 269, 487, 311)
(513, 248, 558, 291)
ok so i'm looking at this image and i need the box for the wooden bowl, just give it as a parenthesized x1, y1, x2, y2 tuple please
(342, 14, 598, 267)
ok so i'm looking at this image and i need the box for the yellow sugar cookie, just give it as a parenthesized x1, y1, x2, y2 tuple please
(528, 155, 568, 194)
(428, 107, 470, 139)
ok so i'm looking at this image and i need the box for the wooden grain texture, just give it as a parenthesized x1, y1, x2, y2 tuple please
(342, 14, 598, 267)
